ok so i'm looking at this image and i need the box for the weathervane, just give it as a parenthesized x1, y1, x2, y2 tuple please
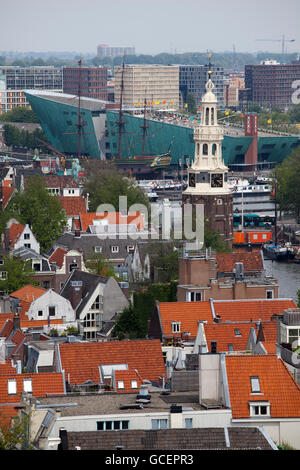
(206, 52, 213, 79)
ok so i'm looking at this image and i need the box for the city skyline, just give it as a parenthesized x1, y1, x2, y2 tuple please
(1, 0, 299, 56)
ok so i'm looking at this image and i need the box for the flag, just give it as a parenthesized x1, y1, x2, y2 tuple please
(225, 110, 229, 115)
(184, 103, 188, 108)
(267, 119, 272, 124)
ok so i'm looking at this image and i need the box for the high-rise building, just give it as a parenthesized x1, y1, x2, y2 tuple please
(0, 66, 63, 114)
(245, 60, 300, 110)
(97, 44, 135, 58)
(114, 64, 180, 109)
(179, 65, 224, 108)
(182, 69, 233, 246)
(62, 66, 108, 101)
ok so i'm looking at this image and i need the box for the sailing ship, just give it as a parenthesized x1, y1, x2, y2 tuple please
(111, 62, 172, 174)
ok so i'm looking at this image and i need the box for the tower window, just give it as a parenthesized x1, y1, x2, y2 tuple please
(212, 143, 217, 155)
(211, 108, 215, 125)
(205, 107, 209, 125)
(203, 143, 208, 156)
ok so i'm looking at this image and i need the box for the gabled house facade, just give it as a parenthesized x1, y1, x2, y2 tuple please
(3, 220, 40, 254)
(59, 270, 129, 340)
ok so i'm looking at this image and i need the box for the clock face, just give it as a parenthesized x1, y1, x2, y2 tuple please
(211, 173, 223, 188)
(189, 172, 196, 188)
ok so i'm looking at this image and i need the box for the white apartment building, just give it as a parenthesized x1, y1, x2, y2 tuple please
(114, 64, 180, 110)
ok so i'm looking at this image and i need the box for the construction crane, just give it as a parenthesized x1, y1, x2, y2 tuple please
(256, 34, 295, 63)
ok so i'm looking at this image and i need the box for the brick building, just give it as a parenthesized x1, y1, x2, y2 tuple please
(245, 60, 300, 110)
(62, 66, 108, 101)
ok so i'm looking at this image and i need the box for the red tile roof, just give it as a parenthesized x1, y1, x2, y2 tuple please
(58, 196, 87, 216)
(8, 223, 24, 247)
(204, 321, 277, 353)
(0, 370, 65, 405)
(225, 355, 300, 418)
(113, 369, 142, 393)
(158, 301, 213, 338)
(213, 299, 297, 322)
(2, 186, 15, 209)
(216, 251, 263, 272)
(49, 247, 68, 268)
(43, 174, 78, 189)
(10, 285, 47, 303)
(58, 339, 166, 386)
(79, 211, 144, 232)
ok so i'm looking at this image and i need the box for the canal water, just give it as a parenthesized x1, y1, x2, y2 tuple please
(264, 258, 300, 303)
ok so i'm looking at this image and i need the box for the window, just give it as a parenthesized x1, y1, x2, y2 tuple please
(131, 380, 138, 389)
(234, 328, 241, 336)
(152, 419, 168, 430)
(69, 263, 78, 272)
(23, 378, 32, 393)
(97, 420, 129, 431)
(249, 402, 270, 417)
(185, 418, 193, 429)
(48, 306, 55, 317)
(203, 143, 208, 155)
(228, 344, 234, 352)
(0, 271, 7, 279)
(117, 381, 124, 389)
(250, 376, 261, 393)
(8, 379, 17, 395)
(172, 322, 181, 333)
(24, 233, 30, 240)
(24, 244, 31, 249)
(33, 262, 41, 272)
(94, 246, 102, 253)
(111, 246, 119, 253)
(187, 291, 202, 302)
(38, 310, 43, 317)
(91, 295, 101, 310)
(266, 290, 274, 299)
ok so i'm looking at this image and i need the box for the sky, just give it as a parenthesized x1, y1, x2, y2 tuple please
(1, 0, 300, 56)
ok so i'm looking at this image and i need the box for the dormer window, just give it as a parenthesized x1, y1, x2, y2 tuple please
(249, 401, 270, 417)
(172, 321, 181, 333)
(111, 246, 119, 253)
(234, 328, 242, 336)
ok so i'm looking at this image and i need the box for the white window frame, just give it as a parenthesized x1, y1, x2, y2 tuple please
(250, 376, 261, 393)
(94, 246, 102, 253)
(171, 321, 181, 333)
(23, 378, 32, 393)
(111, 246, 119, 253)
(151, 419, 168, 430)
(266, 289, 274, 299)
(117, 381, 124, 389)
(131, 380, 138, 389)
(249, 401, 270, 417)
(8, 379, 17, 395)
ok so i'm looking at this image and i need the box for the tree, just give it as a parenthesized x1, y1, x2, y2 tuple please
(0, 106, 38, 123)
(0, 412, 32, 450)
(186, 93, 197, 115)
(82, 161, 149, 212)
(0, 256, 37, 294)
(273, 147, 300, 218)
(85, 251, 116, 277)
(12, 176, 67, 252)
(111, 282, 177, 340)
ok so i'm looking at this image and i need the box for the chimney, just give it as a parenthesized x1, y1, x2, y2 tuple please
(70, 280, 83, 309)
(13, 313, 20, 331)
(234, 262, 244, 281)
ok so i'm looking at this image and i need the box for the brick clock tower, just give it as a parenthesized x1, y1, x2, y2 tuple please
(182, 63, 233, 247)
